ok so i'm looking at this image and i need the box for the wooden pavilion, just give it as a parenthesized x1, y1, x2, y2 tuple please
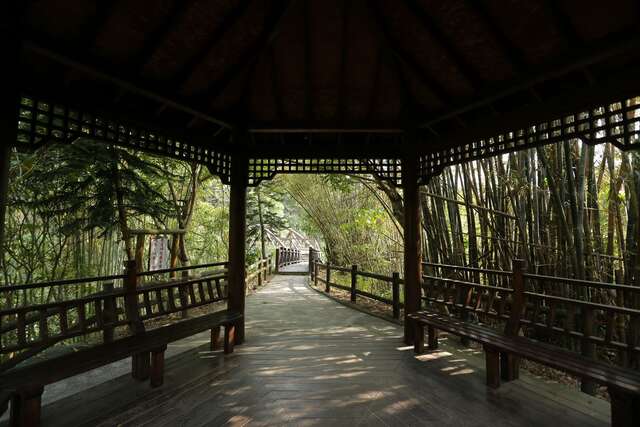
(1, 1, 640, 425)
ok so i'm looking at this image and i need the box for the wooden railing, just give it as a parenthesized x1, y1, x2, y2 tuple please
(0, 261, 243, 370)
(310, 261, 403, 319)
(422, 261, 640, 368)
(245, 255, 274, 287)
(275, 247, 301, 271)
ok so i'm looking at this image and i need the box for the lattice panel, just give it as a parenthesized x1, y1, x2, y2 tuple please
(15, 95, 233, 184)
(247, 158, 403, 186)
(420, 96, 640, 179)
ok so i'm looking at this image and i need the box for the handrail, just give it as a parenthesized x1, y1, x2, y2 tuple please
(1, 262, 229, 292)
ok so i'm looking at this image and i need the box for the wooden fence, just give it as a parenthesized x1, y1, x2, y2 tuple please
(310, 261, 403, 319)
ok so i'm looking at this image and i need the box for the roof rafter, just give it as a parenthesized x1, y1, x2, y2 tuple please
(303, 0, 313, 121)
(417, 31, 640, 129)
(168, 0, 251, 89)
(269, 46, 285, 122)
(22, 39, 233, 129)
(198, 0, 295, 103)
(128, 0, 195, 74)
(368, 0, 449, 107)
(465, 0, 526, 72)
(403, 0, 481, 90)
(337, 0, 351, 125)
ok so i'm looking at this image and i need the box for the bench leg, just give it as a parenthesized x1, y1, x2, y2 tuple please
(609, 387, 640, 427)
(500, 352, 519, 382)
(211, 326, 221, 351)
(484, 345, 501, 389)
(427, 326, 439, 350)
(150, 346, 167, 388)
(414, 321, 425, 354)
(132, 351, 150, 381)
(10, 385, 43, 427)
(224, 324, 236, 354)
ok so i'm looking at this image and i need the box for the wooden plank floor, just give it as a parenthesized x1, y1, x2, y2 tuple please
(25, 274, 608, 426)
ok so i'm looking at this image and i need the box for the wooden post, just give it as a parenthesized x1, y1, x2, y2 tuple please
(228, 148, 248, 344)
(102, 281, 116, 343)
(124, 260, 149, 380)
(325, 265, 331, 293)
(350, 265, 358, 302)
(392, 272, 401, 319)
(501, 259, 525, 382)
(275, 248, 280, 273)
(314, 261, 319, 287)
(10, 385, 44, 427)
(402, 154, 422, 345)
(0, 15, 22, 257)
(308, 247, 314, 274)
(150, 345, 166, 388)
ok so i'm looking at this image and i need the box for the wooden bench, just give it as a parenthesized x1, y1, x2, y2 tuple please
(0, 263, 238, 426)
(1, 309, 241, 426)
(411, 261, 640, 427)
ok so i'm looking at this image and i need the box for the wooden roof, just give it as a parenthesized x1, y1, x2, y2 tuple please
(15, 0, 640, 157)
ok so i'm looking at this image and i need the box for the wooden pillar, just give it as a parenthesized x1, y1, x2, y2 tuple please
(0, 12, 22, 256)
(403, 154, 422, 345)
(228, 148, 248, 344)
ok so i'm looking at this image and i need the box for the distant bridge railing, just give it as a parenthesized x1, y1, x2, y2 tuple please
(275, 247, 301, 271)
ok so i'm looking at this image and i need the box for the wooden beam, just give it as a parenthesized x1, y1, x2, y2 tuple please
(227, 139, 249, 344)
(198, 0, 295, 103)
(337, 0, 351, 125)
(22, 39, 233, 129)
(402, 148, 422, 345)
(417, 31, 640, 129)
(168, 0, 251, 89)
(403, 0, 480, 90)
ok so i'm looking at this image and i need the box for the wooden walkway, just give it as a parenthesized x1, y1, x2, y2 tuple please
(18, 274, 608, 426)
(278, 261, 309, 274)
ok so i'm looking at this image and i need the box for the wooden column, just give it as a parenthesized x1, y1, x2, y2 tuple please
(227, 148, 248, 344)
(402, 154, 422, 345)
(0, 12, 22, 256)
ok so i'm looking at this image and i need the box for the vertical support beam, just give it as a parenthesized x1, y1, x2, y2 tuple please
(0, 5, 23, 256)
(402, 154, 422, 345)
(228, 145, 248, 344)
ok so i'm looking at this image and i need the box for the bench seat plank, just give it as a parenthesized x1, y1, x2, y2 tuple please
(409, 311, 640, 395)
(0, 310, 242, 390)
